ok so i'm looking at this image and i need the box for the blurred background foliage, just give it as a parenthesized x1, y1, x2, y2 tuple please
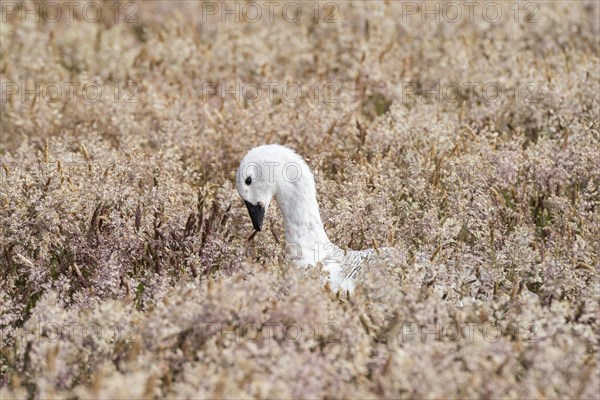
(0, 1, 599, 398)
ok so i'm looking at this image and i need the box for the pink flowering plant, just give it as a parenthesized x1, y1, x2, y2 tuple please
(0, 1, 598, 398)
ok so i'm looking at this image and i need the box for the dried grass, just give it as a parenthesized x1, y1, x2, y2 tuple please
(1, 1, 599, 398)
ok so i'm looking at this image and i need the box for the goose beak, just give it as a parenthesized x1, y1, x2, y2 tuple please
(244, 200, 265, 231)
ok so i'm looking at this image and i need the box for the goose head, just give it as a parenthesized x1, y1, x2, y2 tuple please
(236, 144, 313, 232)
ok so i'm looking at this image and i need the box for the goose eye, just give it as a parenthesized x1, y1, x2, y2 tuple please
(245, 176, 252, 185)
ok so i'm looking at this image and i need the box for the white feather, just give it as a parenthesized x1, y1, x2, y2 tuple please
(237, 144, 392, 293)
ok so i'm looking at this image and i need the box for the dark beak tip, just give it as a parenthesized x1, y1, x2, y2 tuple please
(244, 200, 265, 232)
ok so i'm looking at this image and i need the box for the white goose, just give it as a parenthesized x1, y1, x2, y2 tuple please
(236, 144, 390, 293)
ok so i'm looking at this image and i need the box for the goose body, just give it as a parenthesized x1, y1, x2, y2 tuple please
(236, 144, 388, 293)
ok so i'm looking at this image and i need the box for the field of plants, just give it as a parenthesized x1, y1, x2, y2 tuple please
(1, 1, 599, 398)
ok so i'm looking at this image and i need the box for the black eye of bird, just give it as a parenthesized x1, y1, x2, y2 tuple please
(245, 176, 252, 185)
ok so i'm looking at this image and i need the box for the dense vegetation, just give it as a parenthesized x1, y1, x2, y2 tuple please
(1, 1, 598, 398)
